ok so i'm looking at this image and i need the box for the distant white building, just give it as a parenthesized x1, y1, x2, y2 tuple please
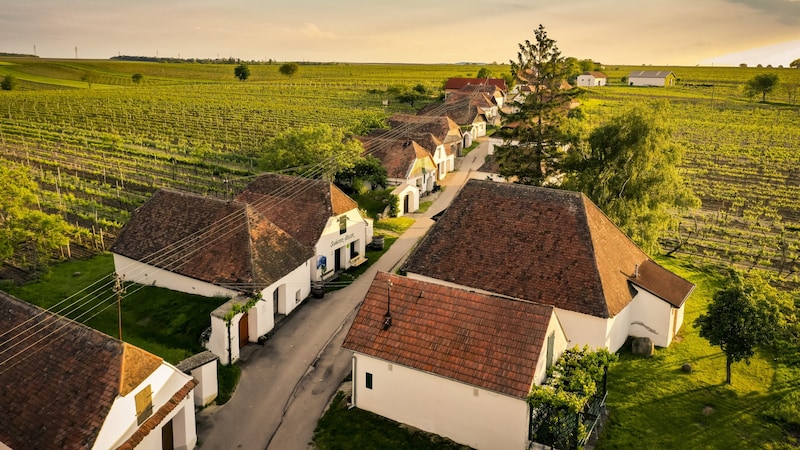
(577, 71, 607, 87)
(628, 70, 676, 87)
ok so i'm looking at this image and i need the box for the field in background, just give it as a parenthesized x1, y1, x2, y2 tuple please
(1, 58, 800, 281)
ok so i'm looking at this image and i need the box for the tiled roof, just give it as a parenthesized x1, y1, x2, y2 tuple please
(236, 173, 358, 249)
(342, 272, 554, 398)
(111, 189, 311, 288)
(401, 180, 693, 318)
(629, 260, 694, 307)
(0, 292, 150, 449)
(387, 114, 462, 146)
(417, 97, 486, 127)
(358, 136, 433, 179)
(582, 71, 607, 78)
(117, 379, 197, 450)
(444, 77, 507, 92)
(628, 70, 674, 78)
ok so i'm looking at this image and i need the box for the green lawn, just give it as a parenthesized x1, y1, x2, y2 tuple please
(3, 254, 227, 364)
(598, 256, 800, 449)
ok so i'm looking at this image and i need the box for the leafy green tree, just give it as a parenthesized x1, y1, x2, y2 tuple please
(1, 75, 18, 91)
(476, 67, 492, 78)
(334, 155, 387, 194)
(790, 58, 800, 69)
(80, 72, 95, 88)
(234, 63, 250, 81)
(279, 62, 299, 77)
(562, 102, 700, 254)
(259, 124, 363, 179)
(494, 24, 580, 186)
(131, 73, 143, 84)
(745, 73, 779, 101)
(694, 270, 787, 384)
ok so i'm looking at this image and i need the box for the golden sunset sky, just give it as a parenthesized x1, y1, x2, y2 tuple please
(2, 0, 798, 66)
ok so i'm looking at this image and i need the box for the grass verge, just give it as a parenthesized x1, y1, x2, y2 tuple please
(216, 363, 242, 405)
(313, 391, 471, 450)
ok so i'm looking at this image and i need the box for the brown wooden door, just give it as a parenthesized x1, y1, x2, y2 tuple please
(161, 419, 174, 450)
(238, 312, 249, 349)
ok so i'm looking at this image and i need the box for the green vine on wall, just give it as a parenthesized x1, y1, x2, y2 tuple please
(223, 294, 261, 324)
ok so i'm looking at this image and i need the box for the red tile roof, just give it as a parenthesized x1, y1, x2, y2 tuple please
(0, 292, 157, 449)
(236, 173, 358, 249)
(401, 180, 693, 318)
(387, 114, 462, 148)
(417, 97, 487, 128)
(358, 136, 434, 179)
(342, 272, 555, 398)
(111, 189, 312, 289)
(444, 77, 507, 92)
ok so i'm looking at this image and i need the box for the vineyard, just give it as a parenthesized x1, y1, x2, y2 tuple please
(1, 58, 800, 283)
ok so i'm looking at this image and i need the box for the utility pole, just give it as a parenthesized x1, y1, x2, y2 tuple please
(113, 274, 125, 340)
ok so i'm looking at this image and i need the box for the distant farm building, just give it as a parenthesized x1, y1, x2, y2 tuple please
(577, 71, 607, 87)
(628, 70, 676, 87)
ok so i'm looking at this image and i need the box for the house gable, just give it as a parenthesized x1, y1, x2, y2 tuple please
(358, 136, 434, 180)
(401, 180, 693, 319)
(342, 272, 556, 399)
(0, 292, 145, 449)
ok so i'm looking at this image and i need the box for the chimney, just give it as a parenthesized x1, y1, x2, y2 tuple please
(383, 279, 392, 330)
(634, 264, 639, 278)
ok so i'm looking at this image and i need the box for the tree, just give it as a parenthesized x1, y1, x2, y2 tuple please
(259, 124, 363, 179)
(745, 73, 779, 102)
(561, 102, 700, 254)
(791, 58, 800, 69)
(279, 62, 299, 77)
(131, 73, 143, 84)
(234, 63, 250, 81)
(334, 155, 387, 194)
(476, 67, 492, 78)
(80, 72, 95, 88)
(694, 271, 787, 384)
(494, 24, 580, 186)
(1, 75, 18, 91)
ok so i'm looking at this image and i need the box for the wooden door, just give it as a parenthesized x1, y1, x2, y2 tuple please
(238, 311, 249, 349)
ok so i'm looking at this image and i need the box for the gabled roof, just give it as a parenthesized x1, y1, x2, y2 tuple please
(581, 71, 607, 78)
(628, 70, 675, 78)
(342, 272, 555, 398)
(401, 180, 694, 318)
(358, 136, 434, 179)
(417, 97, 487, 127)
(387, 114, 462, 146)
(111, 189, 312, 288)
(444, 77, 507, 92)
(0, 291, 163, 449)
(236, 173, 359, 249)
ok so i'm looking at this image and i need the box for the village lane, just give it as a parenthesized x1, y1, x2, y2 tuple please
(196, 139, 490, 450)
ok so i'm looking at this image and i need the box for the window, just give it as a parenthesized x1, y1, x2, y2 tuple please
(339, 215, 347, 235)
(135, 385, 153, 425)
(365, 372, 373, 390)
(546, 331, 556, 370)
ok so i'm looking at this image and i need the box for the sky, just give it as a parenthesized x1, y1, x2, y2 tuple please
(1, 0, 799, 67)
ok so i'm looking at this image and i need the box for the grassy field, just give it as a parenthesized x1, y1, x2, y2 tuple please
(1, 254, 226, 364)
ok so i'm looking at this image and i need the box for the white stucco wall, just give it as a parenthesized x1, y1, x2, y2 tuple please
(314, 209, 373, 279)
(391, 183, 420, 217)
(352, 354, 530, 450)
(191, 361, 218, 407)
(532, 311, 570, 385)
(629, 76, 671, 87)
(205, 312, 238, 365)
(577, 75, 606, 87)
(94, 364, 197, 450)
(112, 254, 238, 299)
(551, 308, 614, 351)
(628, 289, 676, 348)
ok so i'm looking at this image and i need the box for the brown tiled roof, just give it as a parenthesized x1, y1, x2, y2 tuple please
(629, 260, 694, 307)
(401, 180, 693, 318)
(0, 292, 144, 449)
(236, 173, 358, 249)
(387, 114, 462, 147)
(417, 97, 486, 127)
(582, 71, 607, 78)
(444, 77, 507, 92)
(342, 272, 554, 398)
(111, 189, 311, 289)
(628, 70, 675, 78)
(117, 379, 198, 450)
(358, 136, 433, 179)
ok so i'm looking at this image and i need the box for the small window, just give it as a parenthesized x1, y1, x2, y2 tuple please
(546, 332, 556, 370)
(365, 372, 373, 390)
(339, 216, 347, 235)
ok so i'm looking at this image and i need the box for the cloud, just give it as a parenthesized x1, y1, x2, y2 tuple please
(726, 0, 800, 24)
(299, 23, 338, 40)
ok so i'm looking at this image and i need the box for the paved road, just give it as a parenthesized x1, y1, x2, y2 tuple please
(196, 140, 489, 450)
